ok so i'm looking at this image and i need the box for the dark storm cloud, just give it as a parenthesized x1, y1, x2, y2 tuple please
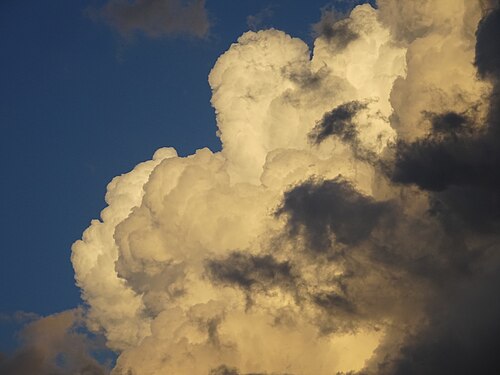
(276, 177, 392, 252)
(390, 112, 500, 192)
(475, 4, 500, 123)
(209, 365, 240, 375)
(388, 114, 500, 228)
(355, 263, 500, 375)
(205, 250, 361, 321)
(387, 4, 500, 225)
(475, 5, 500, 79)
(205, 252, 295, 292)
(309, 101, 367, 145)
(209, 364, 293, 375)
(93, 0, 210, 38)
(428, 112, 473, 135)
(385, 4, 500, 230)
(312, 292, 356, 314)
(430, 186, 500, 232)
(341, 5, 500, 373)
(312, 10, 359, 49)
(0, 310, 108, 375)
(285, 66, 330, 90)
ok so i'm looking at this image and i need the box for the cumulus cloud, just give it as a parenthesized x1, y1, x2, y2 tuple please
(309, 101, 368, 145)
(0, 309, 108, 375)
(93, 0, 210, 38)
(312, 9, 359, 50)
(72, 0, 500, 374)
(276, 177, 393, 250)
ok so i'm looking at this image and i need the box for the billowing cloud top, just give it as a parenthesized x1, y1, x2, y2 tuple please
(72, 1, 500, 374)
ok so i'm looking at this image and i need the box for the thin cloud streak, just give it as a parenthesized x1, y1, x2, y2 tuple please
(92, 0, 210, 38)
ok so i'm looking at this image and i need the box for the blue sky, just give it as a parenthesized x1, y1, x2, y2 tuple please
(4, 2, 500, 374)
(0, 0, 374, 352)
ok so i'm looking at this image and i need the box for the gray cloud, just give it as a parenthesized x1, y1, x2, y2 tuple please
(247, 5, 275, 31)
(209, 365, 240, 375)
(344, 4, 500, 373)
(209, 364, 293, 375)
(0, 311, 40, 324)
(276, 177, 393, 252)
(309, 101, 367, 145)
(353, 262, 500, 375)
(384, 5, 500, 228)
(0, 309, 109, 375)
(390, 113, 499, 191)
(94, 0, 210, 38)
(475, 4, 500, 79)
(312, 9, 359, 49)
(380, 1, 500, 233)
(205, 252, 296, 300)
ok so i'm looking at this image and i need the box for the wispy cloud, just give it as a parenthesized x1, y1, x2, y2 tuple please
(246, 5, 275, 31)
(92, 0, 210, 39)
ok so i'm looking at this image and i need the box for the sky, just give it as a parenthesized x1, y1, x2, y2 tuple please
(1, 0, 500, 374)
(0, 0, 358, 343)
(0, 0, 364, 316)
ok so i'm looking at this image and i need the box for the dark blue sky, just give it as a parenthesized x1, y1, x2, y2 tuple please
(0, 0, 373, 352)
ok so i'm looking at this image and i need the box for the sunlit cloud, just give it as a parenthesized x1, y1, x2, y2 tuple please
(0, 309, 108, 375)
(71, 1, 500, 374)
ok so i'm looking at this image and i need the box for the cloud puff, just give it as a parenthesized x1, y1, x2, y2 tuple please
(72, 1, 500, 374)
(0, 309, 108, 375)
(312, 9, 360, 50)
(94, 0, 210, 38)
(276, 177, 393, 250)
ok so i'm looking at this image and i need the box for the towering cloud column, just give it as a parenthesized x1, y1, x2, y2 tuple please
(73, 1, 500, 374)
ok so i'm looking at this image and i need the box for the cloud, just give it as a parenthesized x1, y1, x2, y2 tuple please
(0, 309, 109, 375)
(71, 0, 500, 374)
(356, 264, 500, 375)
(308, 101, 367, 144)
(209, 365, 292, 375)
(206, 252, 295, 294)
(386, 3, 500, 226)
(390, 112, 498, 192)
(209, 365, 240, 375)
(276, 177, 393, 251)
(476, 5, 500, 78)
(0, 311, 40, 324)
(246, 5, 275, 31)
(93, 0, 210, 38)
(312, 9, 359, 49)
